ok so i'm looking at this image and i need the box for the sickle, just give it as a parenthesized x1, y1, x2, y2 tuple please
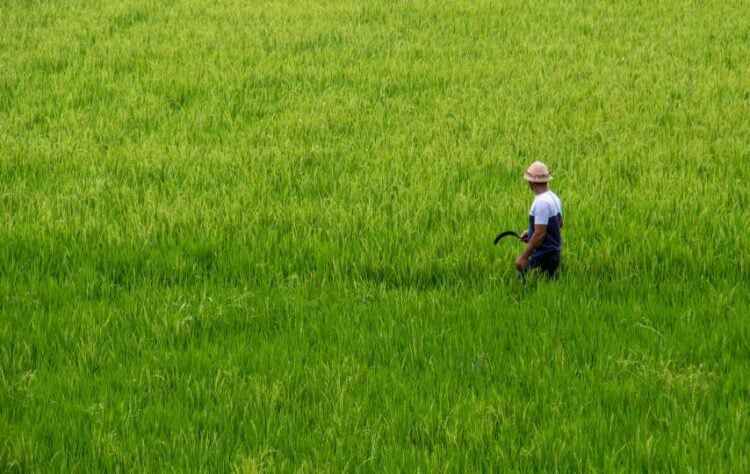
(493, 230, 525, 245)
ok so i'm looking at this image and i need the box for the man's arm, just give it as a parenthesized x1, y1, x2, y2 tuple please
(515, 224, 547, 271)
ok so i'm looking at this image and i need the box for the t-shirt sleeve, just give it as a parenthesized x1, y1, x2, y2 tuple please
(533, 201, 552, 225)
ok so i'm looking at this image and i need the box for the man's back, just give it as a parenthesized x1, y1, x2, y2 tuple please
(528, 190, 562, 260)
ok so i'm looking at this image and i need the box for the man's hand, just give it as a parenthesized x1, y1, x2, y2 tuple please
(516, 224, 546, 272)
(519, 230, 529, 242)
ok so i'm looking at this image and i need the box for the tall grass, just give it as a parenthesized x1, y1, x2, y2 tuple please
(1, 0, 748, 470)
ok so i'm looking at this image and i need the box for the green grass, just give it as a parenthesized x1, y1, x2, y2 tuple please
(1, 0, 749, 471)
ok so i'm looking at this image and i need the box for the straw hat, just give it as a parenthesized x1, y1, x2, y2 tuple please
(523, 161, 552, 183)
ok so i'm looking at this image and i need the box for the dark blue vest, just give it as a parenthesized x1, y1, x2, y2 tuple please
(528, 214, 562, 260)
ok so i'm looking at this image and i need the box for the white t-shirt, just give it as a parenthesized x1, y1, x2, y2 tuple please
(528, 190, 563, 257)
(529, 190, 562, 225)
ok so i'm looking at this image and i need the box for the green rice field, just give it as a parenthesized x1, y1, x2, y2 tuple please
(1, 0, 749, 470)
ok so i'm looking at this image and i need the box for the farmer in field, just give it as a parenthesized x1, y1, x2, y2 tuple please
(515, 161, 563, 278)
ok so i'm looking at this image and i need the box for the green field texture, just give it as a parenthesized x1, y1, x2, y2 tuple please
(1, 0, 749, 471)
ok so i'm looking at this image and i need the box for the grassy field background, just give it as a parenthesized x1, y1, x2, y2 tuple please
(1, 0, 749, 470)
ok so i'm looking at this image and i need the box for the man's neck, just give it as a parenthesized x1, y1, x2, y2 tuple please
(532, 184, 548, 195)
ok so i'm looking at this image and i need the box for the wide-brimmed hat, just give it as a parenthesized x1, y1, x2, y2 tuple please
(523, 161, 552, 183)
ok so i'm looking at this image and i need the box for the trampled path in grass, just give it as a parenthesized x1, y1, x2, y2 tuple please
(1, 0, 748, 470)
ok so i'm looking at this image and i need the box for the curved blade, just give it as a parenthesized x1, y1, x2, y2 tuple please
(493, 230, 523, 245)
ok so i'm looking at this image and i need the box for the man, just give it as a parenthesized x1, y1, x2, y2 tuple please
(515, 161, 563, 278)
